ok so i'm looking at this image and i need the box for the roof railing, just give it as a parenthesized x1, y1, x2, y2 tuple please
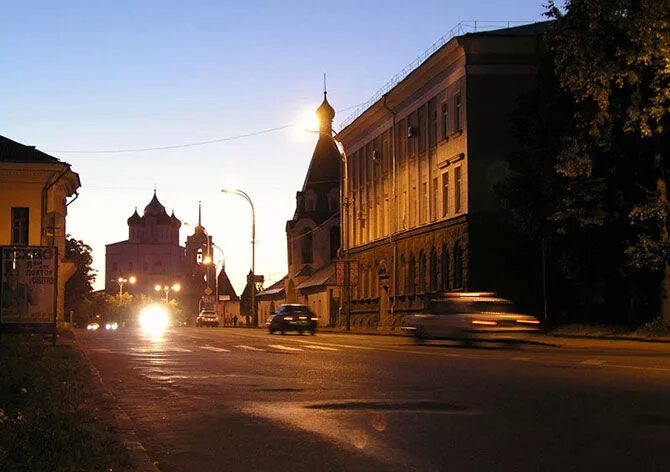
(338, 20, 530, 130)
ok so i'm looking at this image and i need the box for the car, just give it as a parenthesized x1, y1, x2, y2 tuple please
(196, 310, 220, 327)
(266, 304, 317, 335)
(86, 322, 100, 331)
(402, 292, 541, 343)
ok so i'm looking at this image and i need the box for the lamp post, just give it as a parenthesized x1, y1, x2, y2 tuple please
(221, 188, 256, 326)
(116, 275, 136, 298)
(155, 283, 181, 303)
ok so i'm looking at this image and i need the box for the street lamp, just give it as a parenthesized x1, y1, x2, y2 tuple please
(116, 275, 136, 297)
(221, 188, 256, 326)
(155, 283, 181, 303)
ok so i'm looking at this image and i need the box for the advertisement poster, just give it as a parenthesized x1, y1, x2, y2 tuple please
(1, 246, 57, 326)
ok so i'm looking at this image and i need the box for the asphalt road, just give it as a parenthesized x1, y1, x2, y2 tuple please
(78, 327, 670, 472)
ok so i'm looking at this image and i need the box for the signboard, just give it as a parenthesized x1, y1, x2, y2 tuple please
(1, 246, 57, 334)
(335, 260, 359, 286)
(219, 295, 231, 301)
(247, 274, 264, 284)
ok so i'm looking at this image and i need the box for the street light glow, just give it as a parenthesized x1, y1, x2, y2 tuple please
(154, 284, 162, 292)
(128, 275, 137, 284)
(172, 283, 181, 292)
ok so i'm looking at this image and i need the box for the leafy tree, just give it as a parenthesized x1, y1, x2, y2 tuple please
(499, 1, 669, 324)
(63, 236, 96, 324)
(545, 0, 670, 322)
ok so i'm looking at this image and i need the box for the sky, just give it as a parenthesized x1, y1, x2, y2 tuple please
(1, 0, 546, 294)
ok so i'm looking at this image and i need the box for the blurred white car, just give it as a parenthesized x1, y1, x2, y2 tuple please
(86, 322, 100, 331)
(402, 292, 540, 342)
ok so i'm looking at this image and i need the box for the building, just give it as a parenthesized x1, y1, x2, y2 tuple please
(335, 22, 548, 330)
(0, 135, 81, 323)
(106, 197, 238, 318)
(257, 93, 342, 326)
(105, 191, 185, 296)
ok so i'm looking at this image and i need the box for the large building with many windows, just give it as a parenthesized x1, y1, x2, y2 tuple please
(336, 22, 548, 330)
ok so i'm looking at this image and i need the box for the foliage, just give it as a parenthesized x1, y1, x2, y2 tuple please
(0, 336, 131, 471)
(64, 235, 97, 324)
(498, 0, 670, 324)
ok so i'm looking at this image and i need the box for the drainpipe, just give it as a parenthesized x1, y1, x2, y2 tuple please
(382, 94, 397, 316)
(42, 164, 71, 246)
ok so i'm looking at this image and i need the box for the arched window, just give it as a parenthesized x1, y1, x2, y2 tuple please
(441, 245, 450, 290)
(418, 250, 426, 293)
(397, 254, 405, 296)
(330, 226, 340, 260)
(370, 263, 377, 298)
(454, 243, 463, 289)
(305, 190, 317, 212)
(301, 228, 313, 263)
(429, 247, 437, 291)
(407, 252, 416, 295)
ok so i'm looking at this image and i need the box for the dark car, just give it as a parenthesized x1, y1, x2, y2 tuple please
(196, 310, 220, 327)
(266, 304, 317, 335)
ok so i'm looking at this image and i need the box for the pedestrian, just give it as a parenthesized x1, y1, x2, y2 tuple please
(232, 315, 238, 327)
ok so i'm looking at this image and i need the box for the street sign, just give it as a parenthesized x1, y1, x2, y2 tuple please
(247, 274, 264, 284)
(219, 295, 231, 301)
(335, 260, 359, 286)
(204, 287, 213, 296)
(0, 246, 57, 334)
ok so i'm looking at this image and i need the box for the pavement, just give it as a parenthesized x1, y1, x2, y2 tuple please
(77, 327, 670, 471)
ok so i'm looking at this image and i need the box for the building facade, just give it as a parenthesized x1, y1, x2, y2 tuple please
(0, 135, 81, 323)
(105, 191, 185, 296)
(336, 23, 547, 330)
(257, 93, 342, 326)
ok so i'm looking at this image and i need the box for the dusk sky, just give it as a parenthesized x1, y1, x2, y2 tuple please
(1, 0, 546, 293)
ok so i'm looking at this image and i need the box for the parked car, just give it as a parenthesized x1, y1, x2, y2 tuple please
(267, 304, 317, 335)
(402, 292, 540, 343)
(196, 310, 219, 327)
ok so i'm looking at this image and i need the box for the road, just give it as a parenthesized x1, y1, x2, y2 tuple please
(78, 327, 670, 472)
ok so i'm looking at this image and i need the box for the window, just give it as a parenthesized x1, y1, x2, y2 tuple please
(441, 246, 449, 290)
(441, 102, 449, 139)
(431, 177, 438, 221)
(442, 172, 449, 217)
(410, 185, 417, 227)
(301, 228, 313, 263)
(329, 226, 340, 260)
(454, 243, 463, 289)
(418, 105, 427, 154)
(421, 182, 427, 224)
(455, 166, 462, 213)
(454, 93, 462, 132)
(397, 254, 406, 296)
(11, 207, 29, 245)
(407, 253, 416, 295)
(428, 98, 437, 148)
(418, 250, 426, 293)
(429, 247, 437, 291)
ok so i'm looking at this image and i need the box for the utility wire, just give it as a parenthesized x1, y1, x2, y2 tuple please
(47, 103, 364, 155)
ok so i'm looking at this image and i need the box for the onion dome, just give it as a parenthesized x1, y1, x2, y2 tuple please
(170, 210, 182, 228)
(143, 190, 166, 216)
(316, 92, 335, 135)
(127, 208, 142, 225)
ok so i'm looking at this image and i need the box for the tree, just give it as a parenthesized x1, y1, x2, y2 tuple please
(64, 236, 96, 324)
(498, 1, 669, 324)
(545, 0, 670, 323)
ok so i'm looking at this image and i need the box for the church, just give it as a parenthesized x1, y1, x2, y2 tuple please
(105, 192, 239, 317)
(257, 92, 342, 326)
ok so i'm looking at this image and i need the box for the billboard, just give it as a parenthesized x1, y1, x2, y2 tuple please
(0, 246, 57, 333)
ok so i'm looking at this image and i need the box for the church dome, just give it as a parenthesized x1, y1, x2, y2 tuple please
(144, 191, 166, 216)
(170, 210, 182, 228)
(127, 208, 142, 225)
(316, 92, 335, 127)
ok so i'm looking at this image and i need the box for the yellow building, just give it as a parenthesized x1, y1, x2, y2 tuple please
(0, 135, 81, 324)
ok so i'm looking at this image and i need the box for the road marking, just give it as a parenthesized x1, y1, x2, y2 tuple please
(90, 348, 112, 353)
(290, 339, 375, 350)
(580, 359, 606, 366)
(200, 345, 230, 353)
(269, 344, 303, 352)
(163, 347, 192, 352)
(304, 345, 339, 351)
(235, 345, 266, 352)
(512, 356, 531, 361)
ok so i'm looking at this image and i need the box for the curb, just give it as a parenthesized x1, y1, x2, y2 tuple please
(547, 333, 670, 344)
(73, 336, 159, 472)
